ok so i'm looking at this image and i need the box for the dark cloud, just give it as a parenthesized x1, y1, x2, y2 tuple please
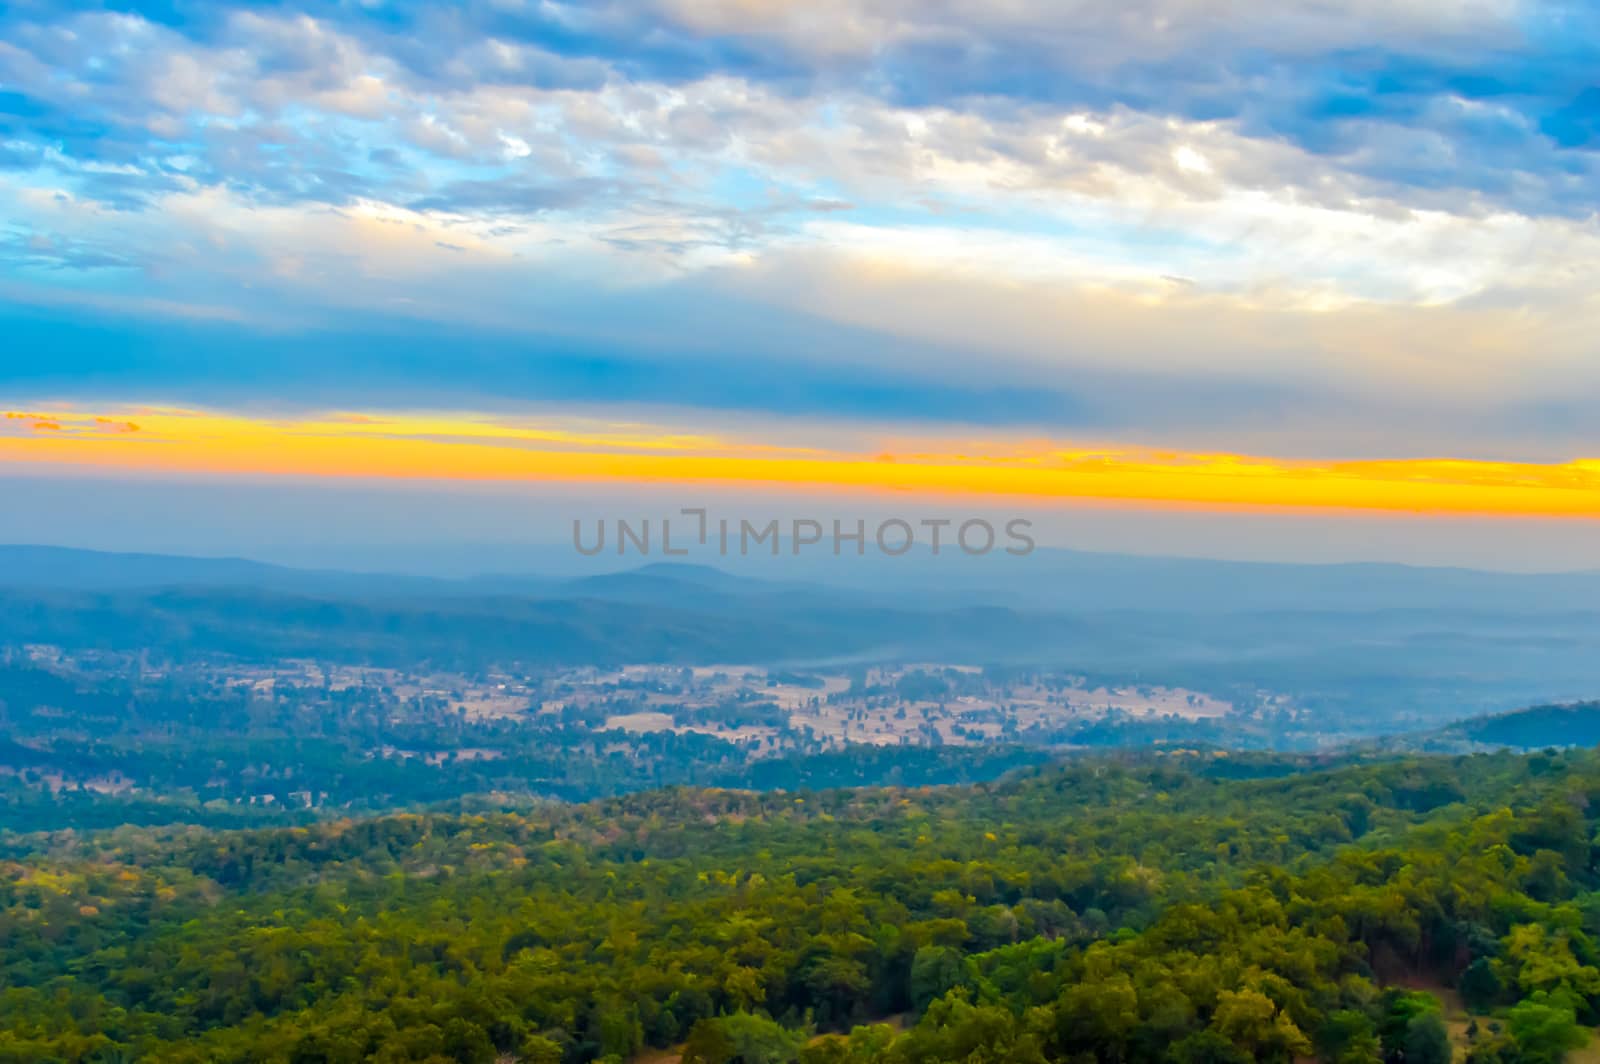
(3, 1, 1599, 217)
(0, 298, 1100, 428)
(0, 285, 1558, 458)
(291, 2, 1600, 210)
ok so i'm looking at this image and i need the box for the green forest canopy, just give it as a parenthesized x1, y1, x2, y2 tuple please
(4, 749, 1600, 1062)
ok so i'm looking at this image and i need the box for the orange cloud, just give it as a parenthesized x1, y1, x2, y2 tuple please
(1, 406, 1598, 518)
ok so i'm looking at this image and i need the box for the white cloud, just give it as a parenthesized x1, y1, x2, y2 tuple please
(3, 0, 1598, 460)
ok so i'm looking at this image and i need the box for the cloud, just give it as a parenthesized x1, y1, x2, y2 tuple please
(6, 167, 1598, 438)
(2, 0, 1599, 468)
(3, 3, 1597, 214)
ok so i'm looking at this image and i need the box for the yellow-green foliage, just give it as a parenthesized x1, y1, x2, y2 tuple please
(2, 750, 1598, 1062)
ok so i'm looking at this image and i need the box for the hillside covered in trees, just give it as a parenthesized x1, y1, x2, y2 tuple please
(5, 749, 1600, 1062)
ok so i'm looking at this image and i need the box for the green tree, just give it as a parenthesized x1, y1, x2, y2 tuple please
(683, 1014, 805, 1064)
(1403, 1012, 1452, 1064)
(908, 946, 966, 1015)
(1318, 1009, 1382, 1064)
(1508, 996, 1589, 1064)
(1460, 957, 1505, 1012)
(1166, 1029, 1252, 1064)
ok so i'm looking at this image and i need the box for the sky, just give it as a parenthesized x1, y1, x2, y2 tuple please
(2, 1, 1600, 570)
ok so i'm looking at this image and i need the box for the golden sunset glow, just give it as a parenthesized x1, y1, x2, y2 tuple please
(6, 406, 1600, 518)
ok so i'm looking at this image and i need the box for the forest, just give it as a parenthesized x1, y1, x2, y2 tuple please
(5, 747, 1600, 1062)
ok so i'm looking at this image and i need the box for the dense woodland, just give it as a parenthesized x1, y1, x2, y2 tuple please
(5, 749, 1600, 1062)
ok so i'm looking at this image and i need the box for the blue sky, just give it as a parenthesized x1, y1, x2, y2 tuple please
(2, 1, 1600, 566)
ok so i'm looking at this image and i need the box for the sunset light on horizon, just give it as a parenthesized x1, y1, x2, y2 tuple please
(6, 404, 1600, 520)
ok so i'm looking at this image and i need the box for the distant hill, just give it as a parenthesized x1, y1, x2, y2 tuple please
(1445, 701, 1600, 750)
(717, 546, 1600, 614)
(0, 545, 452, 596)
(9, 543, 1600, 614)
(539, 562, 839, 610)
(2, 546, 1599, 731)
(1373, 700, 1600, 754)
(0, 545, 305, 589)
(0, 582, 1089, 670)
(0, 547, 845, 610)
